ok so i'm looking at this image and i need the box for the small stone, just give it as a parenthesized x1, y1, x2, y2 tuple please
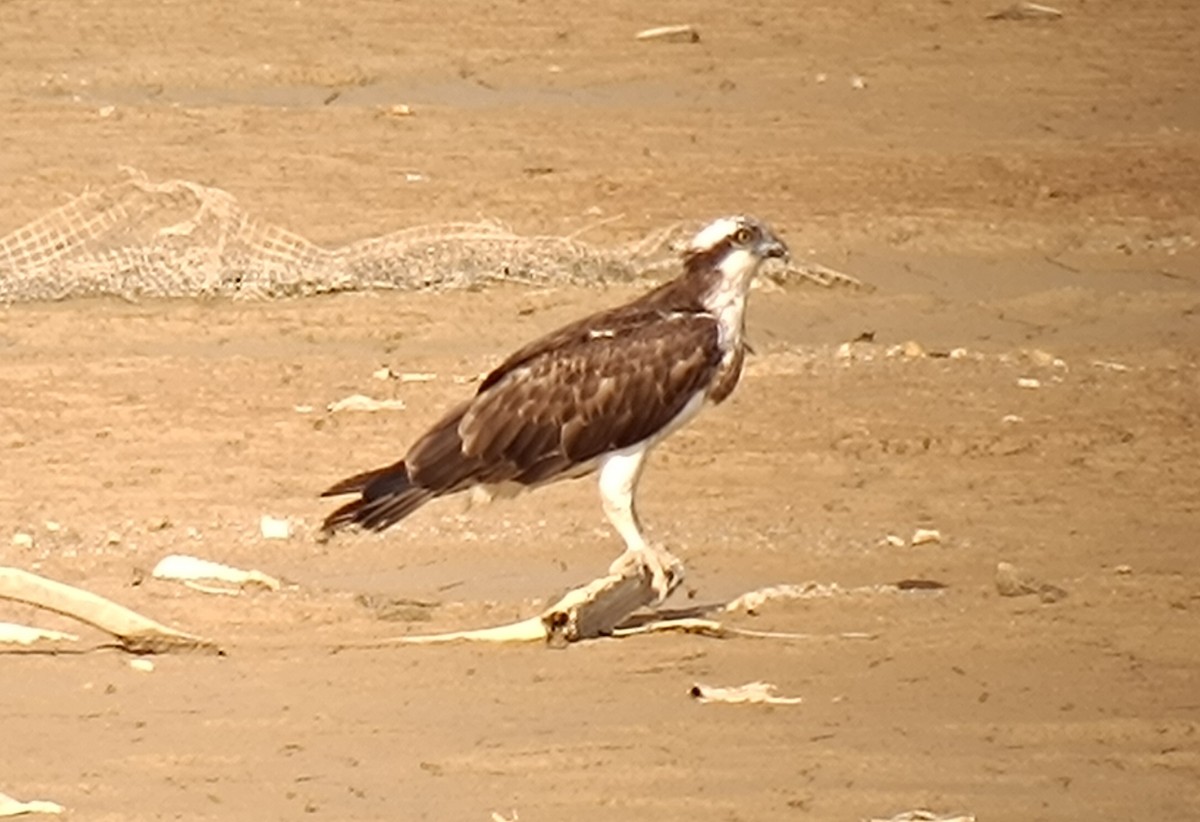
(260, 515, 292, 540)
(995, 561, 1040, 597)
(881, 534, 906, 548)
(911, 528, 942, 546)
(996, 561, 1068, 602)
(1026, 348, 1057, 368)
(1114, 564, 1133, 575)
(1017, 377, 1041, 389)
(11, 532, 34, 549)
(129, 658, 155, 673)
(886, 340, 926, 359)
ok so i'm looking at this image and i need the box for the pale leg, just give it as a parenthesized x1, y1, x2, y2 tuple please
(597, 447, 684, 603)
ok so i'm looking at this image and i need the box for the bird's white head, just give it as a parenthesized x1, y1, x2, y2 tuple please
(683, 215, 789, 314)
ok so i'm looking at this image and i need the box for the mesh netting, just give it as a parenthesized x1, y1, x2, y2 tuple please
(0, 169, 860, 303)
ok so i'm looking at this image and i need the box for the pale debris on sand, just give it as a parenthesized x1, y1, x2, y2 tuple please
(0, 622, 79, 646)
(326, 394, 407, 412)
(634, 24, 699, 43)
(0, 790, 64, 817)
(723, 582, 845, 613)
(0, 566, 218, 654)
(911, 528, 942, 546)
(259, 515, 292, 540)
(152, 554, 281, 593)
(866, 811, 976, 822)
(690, 681, 803, 705)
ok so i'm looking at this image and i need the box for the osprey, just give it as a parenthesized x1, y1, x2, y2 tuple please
(321, 215, 789, 601)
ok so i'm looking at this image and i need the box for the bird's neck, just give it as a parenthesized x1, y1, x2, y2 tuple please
(697, 249, 760, 349)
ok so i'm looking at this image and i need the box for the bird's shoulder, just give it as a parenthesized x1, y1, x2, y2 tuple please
(478, 280, 714, 393)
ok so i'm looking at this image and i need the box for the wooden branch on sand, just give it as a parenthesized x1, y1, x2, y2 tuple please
(0, 567, 220, 655)
(333, 560, 875, 649)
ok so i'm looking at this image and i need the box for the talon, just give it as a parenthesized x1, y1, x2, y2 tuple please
(609, 545, 685, 604)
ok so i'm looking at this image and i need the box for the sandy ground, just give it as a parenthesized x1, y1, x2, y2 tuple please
(2, 0, 1199, 819)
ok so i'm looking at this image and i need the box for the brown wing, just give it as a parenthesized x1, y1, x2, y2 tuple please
(405, 313, 722, 490)
(477, 276, 706, 394)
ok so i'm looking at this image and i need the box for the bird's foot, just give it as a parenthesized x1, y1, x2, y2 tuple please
(608, 543, 685, 604)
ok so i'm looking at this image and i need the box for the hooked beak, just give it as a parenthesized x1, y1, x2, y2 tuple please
(758, 231, 790, 264)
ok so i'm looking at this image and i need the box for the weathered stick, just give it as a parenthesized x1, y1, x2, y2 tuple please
(334, 562, 662, 649)
(0, 567, 220, 654)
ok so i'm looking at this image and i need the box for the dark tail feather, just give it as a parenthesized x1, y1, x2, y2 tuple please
(320, 460, 434, 536)
(320, 460, 405, 498)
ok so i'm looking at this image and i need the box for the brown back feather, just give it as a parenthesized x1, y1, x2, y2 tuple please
(441, 313, 722, 489)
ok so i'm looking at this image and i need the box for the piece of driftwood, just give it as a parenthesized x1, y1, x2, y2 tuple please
(334, 561, 880, 648)
(986, 1, 1062, 20)
(634, 24, 700, 43)
(0, 567, 220, 654)
(335, 563, 661, 648)
(866, 812, 976, 822)
(689, 681, 803, 705)
(151, 554, 282, 593)
(541, 562, 661, 644)
(0, 622, 80, 646)
(0, 790, 64, 817)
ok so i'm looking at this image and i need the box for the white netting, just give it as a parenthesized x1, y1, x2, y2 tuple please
(0, 169, 862, 303)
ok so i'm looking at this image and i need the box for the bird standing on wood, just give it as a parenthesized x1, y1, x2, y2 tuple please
(320, 215, 789, 601)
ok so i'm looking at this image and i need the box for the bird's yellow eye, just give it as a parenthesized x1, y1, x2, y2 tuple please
(734, 227, 754, 245)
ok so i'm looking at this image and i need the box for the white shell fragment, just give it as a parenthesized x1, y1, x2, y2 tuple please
(326, 394, 407, 412)
(690, 681, 803, 705)
(11, 532, 34, 549)
(867, 811, 976, 822)
(0, 622, 79, 646)
(911, 528, 942, 546)
(0, 791, 65, 817)
(1091, 359, 1129, 372)
(986, 1, 1062, 20)
(151, 554, 281, 592)
(259, 514, 292, 540)
(129, 657, 155, 673)
(1016, 377, 1041, 389)
(881, 534, 907, 548)
(635, 24, 700, 43)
